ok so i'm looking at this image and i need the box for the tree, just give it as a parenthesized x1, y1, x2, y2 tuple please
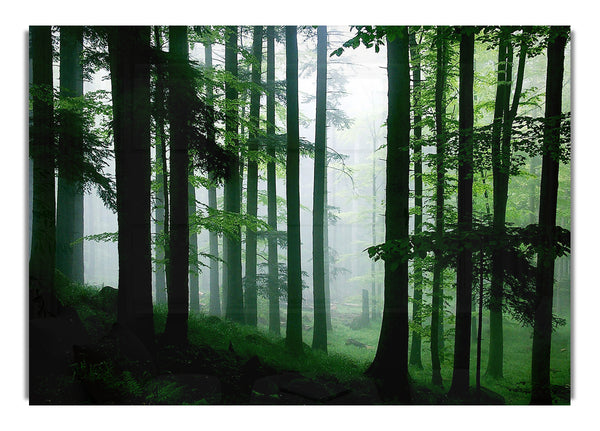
(366, 26, 411, 402)
(408, 27, 423, 369)
(312, 25, 328, 352)
(152, 26, 169, 306)
(224, 26, 244, 323)
(448, 26, 475, 398)
(530, 26, 568, 405)
(244, 25, 263, 326)
(266, 26, 280, 335)
(108, 26, 154, 348)
(30, 25, 57, 318)
(431, 26, 448, 387)
(56, 26, 84, 284)
(205, 40, 221, 317)
(164, 25, 190, 344)
(285, 25, 303, 355)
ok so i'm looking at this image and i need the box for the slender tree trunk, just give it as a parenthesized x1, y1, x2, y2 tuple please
(164, 26, 190, 344)
(266, 26, 280, 334)
(371, 137, 377, 322)
(224, 26, 244, 323)
(285, 25, 303, 355)
(205, 42, 221, 317)
(324, 161, 333, 331)
(30, 26, 57, 318)
(312, 25, 328, 352)
(431, 26, 447, 387)
(366, 27, 411, 402)
(244, 26, 263, 327)
(56, 26, 84, 285)
(108, 26, 154, 348)
(409, 28, 423, 369)
(153, 26, 168, 306)
(531, 26, 568, 405)
(449, 26, 474, 398)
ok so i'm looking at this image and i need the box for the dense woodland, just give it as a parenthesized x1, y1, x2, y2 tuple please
(28, 25, 571, 406)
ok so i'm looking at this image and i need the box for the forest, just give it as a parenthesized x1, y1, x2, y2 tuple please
(27, 24, 571, 407)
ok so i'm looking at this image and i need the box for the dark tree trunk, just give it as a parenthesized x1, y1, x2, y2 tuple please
(205, 41, 221, 317)
(56, 26, 84, 284)
(449, 26, 474, 398)
(530, 26, 568, 405)
(164, 25, 190, 344)
(29, 26, 57, 318)
(224, 26, 244, 323)
(366, 27, 411, 402)
(108, 26, 154, 349)
(266, 26, 280, 334)
(244, 26, 263, 327)
(431, 26, 447, 387)
(312, 25, 328, 352)
(409, 28, 423, 370)
(152, 26, 168, 306)
(285, 25, 303, 355)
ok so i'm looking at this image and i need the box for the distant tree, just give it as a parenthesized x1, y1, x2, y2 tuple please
(189, 182, 200, 313)
(408, 27, 423, 369)
(244, 25, 263, 326)
(366, 26, 411, 402)
(448, 26, 475, 398)
(56, 25, 84, 284)
(30, 25, 57, 318)
(530, 26, 568, 405)
(164, 25, 190, 344)
(152, 26, 169, 306)
(312, 25, 328, 352)
(266, 26, 280, 335)
(285, 25, 303, 355)
(205, 41, 221, 317)
(431, 25, 448, 387)
(224, 26, 244, 323)
(108, 26, 154, 348)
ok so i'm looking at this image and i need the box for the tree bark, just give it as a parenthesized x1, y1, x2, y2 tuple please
(56, 26, 84, 284)
(530, 25, 568, 405)
(449, 26, 475, 398)
(245, 26, 263, 327)
(408, 28, 423, 370)
(164, 25, 190, 344)
(431, 26, 447, 387)
(366, 27, 411, 402)
(266, 26, 280, 334)
(224, 26, 244, 324)
(312, 25, 328, 352)
(108, 26, 154, 349)
(30, 25, 57, 318)
(285, 26, 303, 355)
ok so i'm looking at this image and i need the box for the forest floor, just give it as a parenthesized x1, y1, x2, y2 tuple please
(28, 277, 570, 405)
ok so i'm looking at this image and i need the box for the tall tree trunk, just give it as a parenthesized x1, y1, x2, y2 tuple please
(266, 26, 280, 334)
(530, 25, 568, 405)
(244, 26, 263, 327)
(153, 26, 168, 306)
(29, 26, 57, 318)
(164, 25, 190, 344)
(56, 26, 84, 284)
(324, 160, 333, 331)
(205, 41, 221, 317)
(312, 25, 328, 352)
(224, 26, 244, 323)
(108, 26, 154, 348)
(285, 25, 303, 355)
(449, 26, 474, 398)
(366, 27, 411, 402)
(409, 28, 423, 370)
(431, 26, 447, 387)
